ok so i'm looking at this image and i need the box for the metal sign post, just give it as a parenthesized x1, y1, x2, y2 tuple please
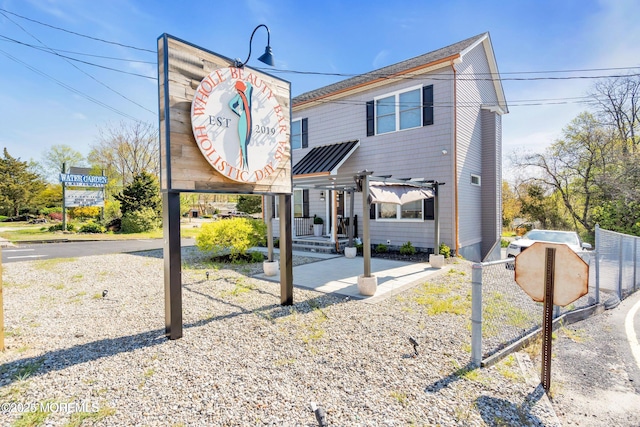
(541, 247, 556, 391)
(514, 241, 589, 393)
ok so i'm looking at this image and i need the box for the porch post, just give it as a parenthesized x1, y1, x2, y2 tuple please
(434, 181, 440, 255)
(362, 174, 372, 277)
(265, 195, 274, 262)
(348, 190, 355, 247)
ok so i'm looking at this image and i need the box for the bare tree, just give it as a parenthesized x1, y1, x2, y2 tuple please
(511, 112, 615, 234)
(589, 75, 640, 152)
(41, 144, 86, 182)
(89, 121, 159, 188)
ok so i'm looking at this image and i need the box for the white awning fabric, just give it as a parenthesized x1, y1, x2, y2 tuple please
(368, 181, 434, 205)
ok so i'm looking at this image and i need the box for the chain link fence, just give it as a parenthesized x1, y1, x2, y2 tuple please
(595, 225, 640, 300)
(471, 226, 639, 366)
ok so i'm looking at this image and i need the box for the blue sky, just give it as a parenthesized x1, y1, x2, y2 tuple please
(1, 0, 639, 181)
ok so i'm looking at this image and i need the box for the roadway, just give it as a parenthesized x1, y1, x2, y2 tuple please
(1, 238, 196, 263)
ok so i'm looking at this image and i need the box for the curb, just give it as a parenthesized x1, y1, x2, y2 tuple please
(515, 352, 562, 426)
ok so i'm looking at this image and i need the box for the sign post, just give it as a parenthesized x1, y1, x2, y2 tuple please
(157, 34, 292, 340)
(515, 242, 589, 392)
(541, 247, 556, 391)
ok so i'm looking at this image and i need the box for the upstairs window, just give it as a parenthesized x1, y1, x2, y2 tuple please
(291, 118, 308, 150)
(367, 85, 433, 136)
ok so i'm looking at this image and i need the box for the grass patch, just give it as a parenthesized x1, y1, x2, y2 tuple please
(13, 403, 52, 427)
(34, 258, 77, 271)
(523, 336, 542, 361)
(559, 326, 588, 343)
(66, 406, 116, 427)
(482, 291, 537, 337)
(496, 355, 521, 381)
(389, 390, 408, 407)
(452, 360, 484, 382)
(274, 358, 296, 367)
(412, 282, 470, 316)
(2, 280, 31, 289)
(220, 278, 255, 298)
(14, 359, 44, 381)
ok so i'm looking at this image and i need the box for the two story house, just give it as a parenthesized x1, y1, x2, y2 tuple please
(275, 32, 507, 262)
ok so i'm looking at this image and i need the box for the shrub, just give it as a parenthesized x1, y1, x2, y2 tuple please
(48, 212, 63, 221)
(375, 243, 388, 253)
(69, 206, 101, 220)
(196, 217, 266, 260)
(400, 241, 416, 255)
(500, 239, 510, 248)
(121, 207, 159, 233)
(439, 243, 451, 258)
(250, 251, 265, 263)
(49, 223, 75, 232)
(79, 222, 105, 233)
(313, 215, 323, 225)
(0, 215, 7, 222)
(40, 207, 62, 215)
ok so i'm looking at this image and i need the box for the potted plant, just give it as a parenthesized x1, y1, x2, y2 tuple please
(345, 237, 360, 258)
(313, 215, 324, 237)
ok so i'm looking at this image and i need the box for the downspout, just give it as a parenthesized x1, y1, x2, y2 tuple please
(451, 59, 460, 256)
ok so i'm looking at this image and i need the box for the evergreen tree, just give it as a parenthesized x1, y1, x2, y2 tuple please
(236, 195, 262, 214)
(0, 148, 45, 216)
(114, 171, 161, 216)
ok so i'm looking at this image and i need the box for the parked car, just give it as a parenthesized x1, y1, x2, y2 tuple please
(506, 229, 592, 266)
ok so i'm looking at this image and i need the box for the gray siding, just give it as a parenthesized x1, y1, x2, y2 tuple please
(454, 40, 502, 260)
(292, 68, 455, 251)
(481, 109, 501, 260)
(290, 36, 505, 258)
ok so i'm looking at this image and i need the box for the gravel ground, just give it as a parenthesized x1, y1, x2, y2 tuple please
(1, 249, 560, 426)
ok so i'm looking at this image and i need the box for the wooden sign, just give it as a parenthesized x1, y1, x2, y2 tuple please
(157, 34, 292, 194)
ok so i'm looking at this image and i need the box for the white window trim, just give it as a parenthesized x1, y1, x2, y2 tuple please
(375, 203, 424, 222)
(291, 118, 302, 150)
(374, 84, 423, 135)
(471, 174, 481, 186)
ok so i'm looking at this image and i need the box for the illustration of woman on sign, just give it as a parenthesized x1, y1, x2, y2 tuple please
(228, 81, 254, 170)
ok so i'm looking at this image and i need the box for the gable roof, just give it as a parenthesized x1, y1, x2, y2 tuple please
(292, 32, 508, 114)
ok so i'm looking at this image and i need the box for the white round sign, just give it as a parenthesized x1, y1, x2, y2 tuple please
(190, 67, 288, 183)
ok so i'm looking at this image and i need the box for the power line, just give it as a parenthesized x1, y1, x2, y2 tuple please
(0, 7, 155, 53)
(0, 35, 156, 80)
(0, 34, 155, 64)
(0, 11, 155, 114)
(3, 7, 639, 81)
(0, 48, 140, 121)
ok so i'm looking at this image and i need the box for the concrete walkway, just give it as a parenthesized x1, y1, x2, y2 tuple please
(253, 249, 450, 303)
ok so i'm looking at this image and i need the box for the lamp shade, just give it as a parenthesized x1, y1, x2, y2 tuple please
(258, 46, 274, 66)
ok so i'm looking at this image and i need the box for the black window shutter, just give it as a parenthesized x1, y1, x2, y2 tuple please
(301, 118, 308, 148)
(366, 100, 375, 136)
(423, 197, 434, 220)
(369, 203, 376, 220)
(422, 85, 434, 126)
(303, 189, 309, 217)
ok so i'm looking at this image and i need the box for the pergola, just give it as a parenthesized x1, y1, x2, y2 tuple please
(267, 171, 444, 280)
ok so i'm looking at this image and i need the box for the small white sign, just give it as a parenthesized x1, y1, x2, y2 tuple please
(65, 189, 105, 207)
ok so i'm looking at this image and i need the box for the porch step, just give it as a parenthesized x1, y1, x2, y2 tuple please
(291, 237, 350, 254)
